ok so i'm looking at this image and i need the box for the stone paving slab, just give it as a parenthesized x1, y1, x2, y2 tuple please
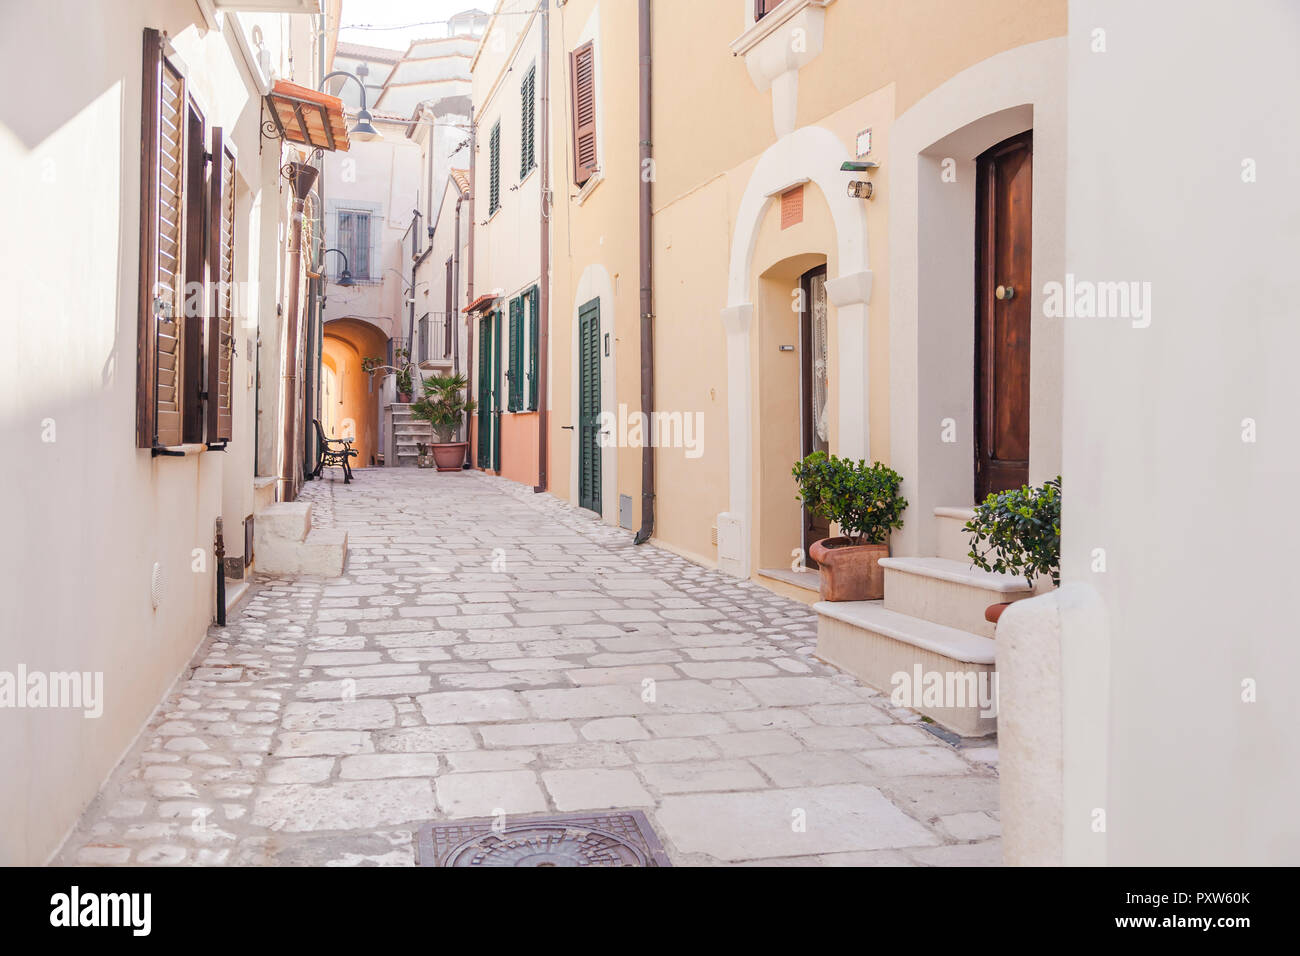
(54, 470, 1000, 867)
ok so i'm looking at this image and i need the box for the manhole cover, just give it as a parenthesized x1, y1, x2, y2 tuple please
(416, 811, 672, 867)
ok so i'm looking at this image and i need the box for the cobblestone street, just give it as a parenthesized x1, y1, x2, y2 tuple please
(57, 470, 1000, 866)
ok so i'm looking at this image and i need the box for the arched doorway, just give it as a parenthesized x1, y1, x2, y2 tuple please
(322, 318, 390, 469)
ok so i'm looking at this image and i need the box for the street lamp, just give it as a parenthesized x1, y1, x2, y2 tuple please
(321, 247, 354, 287)
(322, 65, 383, 143)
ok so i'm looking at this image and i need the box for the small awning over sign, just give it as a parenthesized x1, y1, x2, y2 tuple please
(463, 292, 499, 314)
(264, 80, 351, 152)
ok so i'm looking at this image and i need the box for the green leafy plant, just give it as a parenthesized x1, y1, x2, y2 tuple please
(791, 452, 907, 546)
(393, 348, 413, 397)
(410, 373, 476, 443)
(965, 476, 1061, 587)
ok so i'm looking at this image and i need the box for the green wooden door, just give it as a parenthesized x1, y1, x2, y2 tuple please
(578, 298, 601, 514)
(476, 315, 493, 468)
(492, 310, 502, 472)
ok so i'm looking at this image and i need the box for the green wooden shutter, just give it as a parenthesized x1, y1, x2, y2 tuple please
(578, 298, 601, 514)
(489, 121, 501, 214)
(477, 316, 491, 468)
(527, 287, 539, 411)
(521, 65, 535, 179)
(507, 295, 523, 411)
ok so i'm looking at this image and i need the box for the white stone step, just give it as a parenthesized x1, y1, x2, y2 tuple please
(223, 578, 251, 619)
(934, 506, 977, 562)
(880, 556, 1035, 638)
(814, 600, 997, 737)
(255, 501, 311, 543)
(254, 524, 347, 577)
(253, 476, 277, 511)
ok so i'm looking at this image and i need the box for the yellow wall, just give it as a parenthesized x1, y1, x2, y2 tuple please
(323, 319, 388, 469)
(546, 0, 1066, 576)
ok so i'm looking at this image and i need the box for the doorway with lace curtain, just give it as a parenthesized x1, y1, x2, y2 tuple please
(799, 264, 831, 567)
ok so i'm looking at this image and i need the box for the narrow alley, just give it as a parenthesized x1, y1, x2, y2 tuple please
(57, 471, 999, 867)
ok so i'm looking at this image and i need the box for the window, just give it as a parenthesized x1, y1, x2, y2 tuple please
(136, 27, 236, 450)
(337, 209, 372, 280)
(569, 42, 597, 186)
(418, 314, 430, 364)
(520, 64, 536, 179)
(488, 121, 501, 215)
(507, 294, 524, 411)
(526, 286, 539, 411)
(755, 0, 785, 20)
(506, 286, 540, 412)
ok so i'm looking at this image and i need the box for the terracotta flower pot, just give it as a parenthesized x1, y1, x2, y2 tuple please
(985, 601, 1012, 625)
(431, 442, 468, 472)
(809, 537, 888, 602)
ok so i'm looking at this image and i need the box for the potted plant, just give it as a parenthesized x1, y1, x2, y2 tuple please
(410, 372, 476, 472)
(965, 476, 1061, 624)
(792, 452, 907, 601)
(394, 348, 414, 403)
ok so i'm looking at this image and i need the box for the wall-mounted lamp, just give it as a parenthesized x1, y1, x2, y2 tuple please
(842, 159, 878, 200)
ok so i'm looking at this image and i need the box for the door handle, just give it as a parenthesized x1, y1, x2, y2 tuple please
(995, 284, 1015, 301)
(561, 425, 574, 430)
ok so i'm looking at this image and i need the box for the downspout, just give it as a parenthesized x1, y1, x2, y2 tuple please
(464, 106, 477, 468)
(534, 0, 551, 494)
(277, 161, 319, 501)
(633, 0, 655, 544)
(453, 191, 464, 376)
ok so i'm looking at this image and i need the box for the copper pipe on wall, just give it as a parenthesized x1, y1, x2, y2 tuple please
(633, 0, 655, 544)
(277, 160, 319, 502)
(534, 0, 551, 494)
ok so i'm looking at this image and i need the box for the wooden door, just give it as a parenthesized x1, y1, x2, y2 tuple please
(975, 130, 1033, 500)
(491, 310, 502, 472)
(476, 315, 494, 469)
(578, 298, 602, 514)
(799, 265, 831, 566)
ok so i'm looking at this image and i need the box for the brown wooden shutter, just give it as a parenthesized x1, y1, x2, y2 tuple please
(570, 42, 597, 186)
(136, 29, 186, 448)
(206, 129, 236, 443)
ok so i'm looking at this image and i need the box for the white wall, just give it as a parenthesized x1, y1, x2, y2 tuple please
(0, 0, 306, 863)
(1005, 0, 1300, 865)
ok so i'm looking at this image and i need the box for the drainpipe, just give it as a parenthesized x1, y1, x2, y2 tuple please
(277, 160, 319, 502)
(534, 0, 551, 494)
(633, 0, 655, 544)
(464, 106, 477, 468)
(453, 191, 465, 376)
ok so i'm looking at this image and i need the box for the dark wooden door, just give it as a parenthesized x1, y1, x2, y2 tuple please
(578, 299, 602, 514)
(800, 265, 831, 566)
(975, 130, 1033, 500)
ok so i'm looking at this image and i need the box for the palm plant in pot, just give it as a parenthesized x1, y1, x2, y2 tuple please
(793, 452, 907, 601)
(965, 476, 1061, 625)
(410, 373, 476, 472)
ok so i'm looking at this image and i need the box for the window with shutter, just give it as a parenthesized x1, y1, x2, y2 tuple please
(570, 42, 597, 186)
(137, 29, 188, 448)
(507, 295, 524, 411)
(489, 121, 501, 215)
(206, 130, 236, 443)
(527, 287, 539, 411)
(337, 210, 372, 279)
(520, 64, 536, 179)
